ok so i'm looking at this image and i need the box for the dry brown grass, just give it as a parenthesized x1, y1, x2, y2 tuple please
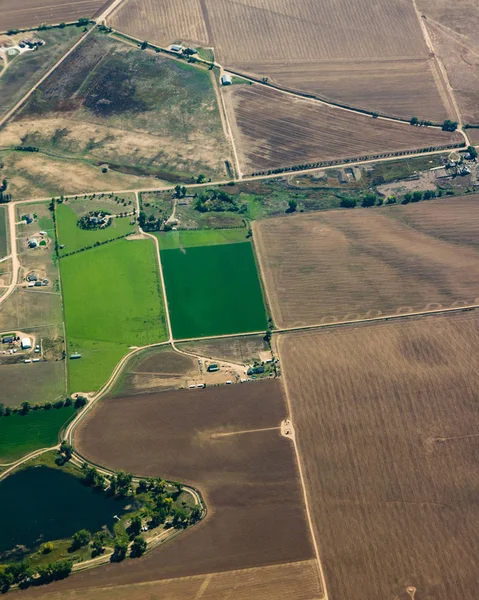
(51, 380, 318, 593)
(223, 86, 462, 174)
(177, 334, 269, 365)
(254, 198, 479, 328)
(109, 0, 451, 120)
(278, 311, 479, 600)
(0, 0, 106, 31)
(20, 560, 322, 600)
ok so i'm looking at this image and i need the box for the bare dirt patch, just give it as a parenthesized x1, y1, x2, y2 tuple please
(254, 198, 479, 328)
(278, 311, 479, 600)
(223, 85, 462, 174)
(0, 0, 106, 31)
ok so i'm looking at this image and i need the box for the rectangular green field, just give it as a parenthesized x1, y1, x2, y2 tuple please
(0, 205, 7, 258)
(61, 238, 167, 393)
(0, 407, 76, 464)
(161, 241, 267, 339)
(56, 203, 135, 256)
(156, 228, 249, 250)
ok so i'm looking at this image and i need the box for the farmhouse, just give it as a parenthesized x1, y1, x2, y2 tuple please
(221, 74, 232, 86)
(171, 44, 183, 53)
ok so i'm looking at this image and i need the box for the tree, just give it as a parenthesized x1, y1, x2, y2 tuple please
(412, 191, 423, 202)
(386, 196, 397, 205)
(77, 17, 90, 26)
(137, 479, 148, 494)
(442, 119, 458, 132)
(128, 515, 143, 537)
(111, 539, 128, 562)
(340, 197, 357, 209)
(174, 184, 182, 198)
(196, 174, 206, 184)
(410, 116, 419, 126)
(130, 535, 147, 558)
(172, 507, 189, 529)
(42, 542, 54, 554)
(190, 506, 202, 524)
(59, 22, 66, 28)
(20, 401, 31, 415)
(423, 190, 436, 200)
(0, 403, 5, 416)
(81, 463, 106, 489)
(91, 531, 107, 556)
(70, 529, 91, 550)
(467, 145, 478, 160)
(402, 193, 412, 204)
(361, 193, 377, 208)
(74, 395, 87, 409)
(286, 199, 297, 213)
(57, 440, 73, 465)
(141, 40, 148, 50)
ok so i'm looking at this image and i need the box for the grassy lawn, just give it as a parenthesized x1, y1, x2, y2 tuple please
(0, 407, 76, 463)
(0, 205, 7, 257)
(161, 241, 267, 339)
(61, 238, 167, 392)
(56, 202, 135, 256)
(156, 228, 249, 250)
(0, 26, 84, 117)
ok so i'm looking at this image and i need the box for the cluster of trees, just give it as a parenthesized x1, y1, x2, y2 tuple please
(442, 120, 458, 132)
(138, 210, 165, 232)
(15, 146, 39, 152)
(340, 188, 441, 210)
(77, 211, 111, 231)
(194, 189, 245, 213)
(0, 178, 11, 203)
(174, 185, 188, 198)
(0, 559, 72, 593)
(410, 117, 433, 127)
(0, 395, 86, 417)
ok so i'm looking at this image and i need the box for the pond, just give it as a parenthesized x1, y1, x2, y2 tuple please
(0, 466, 129, 559)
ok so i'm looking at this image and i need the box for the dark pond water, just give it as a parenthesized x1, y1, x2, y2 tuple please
(0, 467, 129, 559)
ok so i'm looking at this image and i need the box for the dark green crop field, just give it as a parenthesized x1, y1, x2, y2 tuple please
(161, 242, 267, 339)
(0, 407, 75, 464)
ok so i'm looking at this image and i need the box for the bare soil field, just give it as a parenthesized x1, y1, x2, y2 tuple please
(34, 380, 318, 594)
(223, 86, 462, 174)
(254, 198, 479, 328)
(108, 0, 450, 120)
(0, 0, 106, 31)
(278, 311, 479, 600)
(22, 560, 322, 600)
(417, 0, 479, 123)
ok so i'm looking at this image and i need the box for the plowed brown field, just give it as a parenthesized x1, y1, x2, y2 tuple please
(278, 311, 479, 600)
(254, 198, 479, 328)
(0, 0, 107, 31)
(22, 560, 322, 600)
(223, 86, 462, 173)
(108, 0, 451, 120)
(31, 380, 318, 595)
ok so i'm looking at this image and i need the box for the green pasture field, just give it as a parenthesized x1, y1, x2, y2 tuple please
(0, 407, 76, 463)
(0, 205, 7, 257)
(56, 202, 135, 256)
(156, 228, 249, 250)
(161, 241, 267, 339)
(61, 238, 167, 392)
(0, 26, 84, 118)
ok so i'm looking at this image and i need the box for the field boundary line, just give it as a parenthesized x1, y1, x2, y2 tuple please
(274, 304, 479, 336)
(276, 336, 329, 600)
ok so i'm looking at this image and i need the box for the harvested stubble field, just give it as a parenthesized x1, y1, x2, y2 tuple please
(177, 333, 269, 365)
(23, 560, 321, 600)
(0, 0, 106, 31)
(108, 0, 450, 120)
(1, 31, 230, 185)
(417, 0, 479, 124)
(254, 198, 479, 328)
(278, 311, 479, 600)
(36, 380, 323, 596)
(223, 86, 462, 174)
